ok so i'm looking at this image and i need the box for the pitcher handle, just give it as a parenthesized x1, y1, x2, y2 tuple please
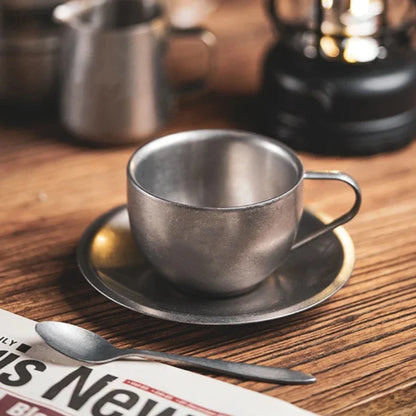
(170, 26, 217, 95)
(266, 0, 280, 30)
(292, 171, 361, 250)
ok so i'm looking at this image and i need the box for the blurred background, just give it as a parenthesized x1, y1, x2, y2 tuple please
(1, 0, 415, 154)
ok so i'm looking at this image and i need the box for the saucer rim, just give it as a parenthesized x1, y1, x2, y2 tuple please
(77, 205, 355, 325)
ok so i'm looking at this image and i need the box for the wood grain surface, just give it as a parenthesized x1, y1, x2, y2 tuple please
(1, 1, 415, 415)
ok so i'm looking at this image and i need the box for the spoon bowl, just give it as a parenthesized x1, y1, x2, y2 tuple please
(36, 321, 119, 363)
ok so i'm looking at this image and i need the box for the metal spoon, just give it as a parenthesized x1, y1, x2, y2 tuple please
(35, 321, 316, 385)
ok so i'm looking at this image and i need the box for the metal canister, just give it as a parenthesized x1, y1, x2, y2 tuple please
(0, 0, 63, 110)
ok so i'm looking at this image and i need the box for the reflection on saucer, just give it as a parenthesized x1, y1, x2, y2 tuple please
(91, 225, 142, 268)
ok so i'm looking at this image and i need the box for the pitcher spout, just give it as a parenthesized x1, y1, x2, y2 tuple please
(53, 0, 106, 25)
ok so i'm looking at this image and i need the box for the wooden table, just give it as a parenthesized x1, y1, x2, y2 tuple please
(1, 1, 415, 414)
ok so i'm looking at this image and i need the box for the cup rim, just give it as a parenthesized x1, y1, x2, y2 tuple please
(127, 129, 305, 212)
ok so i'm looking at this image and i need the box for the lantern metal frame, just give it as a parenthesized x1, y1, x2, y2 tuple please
(266, 0, 416, 62)
(260, 0, 416, 155)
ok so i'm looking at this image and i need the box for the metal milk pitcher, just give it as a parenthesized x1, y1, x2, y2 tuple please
(53, 0, 216, 144)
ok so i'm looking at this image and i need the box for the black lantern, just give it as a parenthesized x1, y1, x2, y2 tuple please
(260, 0, 416, 155)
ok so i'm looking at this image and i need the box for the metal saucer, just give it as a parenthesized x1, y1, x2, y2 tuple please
(77, 205, 355, 325)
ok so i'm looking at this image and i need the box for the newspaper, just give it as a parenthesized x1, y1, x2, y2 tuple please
(0, 308, 316, 416)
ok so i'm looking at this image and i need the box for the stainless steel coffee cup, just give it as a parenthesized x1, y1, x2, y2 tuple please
(127, 129, 361, 297)
(53, 0, 216, 144)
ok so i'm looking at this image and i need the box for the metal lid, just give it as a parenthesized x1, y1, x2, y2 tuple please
(0, 30, 60, 53)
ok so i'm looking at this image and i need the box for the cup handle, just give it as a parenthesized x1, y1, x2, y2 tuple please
(292, 171, 362, 250)
(170, 26, 217, 95)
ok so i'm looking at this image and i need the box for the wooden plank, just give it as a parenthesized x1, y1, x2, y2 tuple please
(0, 0, 415, 415)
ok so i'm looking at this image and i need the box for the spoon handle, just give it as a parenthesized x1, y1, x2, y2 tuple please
(123, 349, 315, 385)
